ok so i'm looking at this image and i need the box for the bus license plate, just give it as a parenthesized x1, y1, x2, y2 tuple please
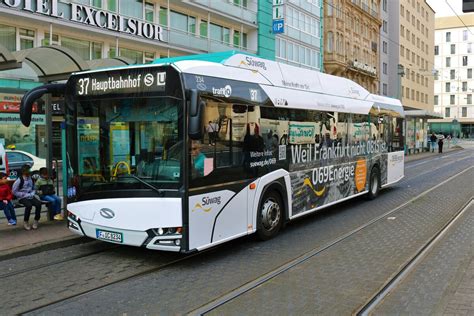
(96, 229, 123, 243)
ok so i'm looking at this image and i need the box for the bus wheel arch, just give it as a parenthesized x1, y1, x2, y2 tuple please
(256, 181, 288, 240)
(367, 165, 380, 200)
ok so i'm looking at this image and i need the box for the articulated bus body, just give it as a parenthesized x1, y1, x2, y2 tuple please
(21, 52, 405, 253)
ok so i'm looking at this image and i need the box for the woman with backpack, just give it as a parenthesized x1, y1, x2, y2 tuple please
(12, 164, 42, 230)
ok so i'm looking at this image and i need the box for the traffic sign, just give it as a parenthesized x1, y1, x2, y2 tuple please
(272, 19, 285, 34)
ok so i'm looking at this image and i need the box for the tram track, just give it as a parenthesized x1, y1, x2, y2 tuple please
(15, 151, 474, 315)
(356, 198, 474, 316)
(18, 246, 218, 315)
(188, 166, 474, 315)
(0, 243, 118, 279)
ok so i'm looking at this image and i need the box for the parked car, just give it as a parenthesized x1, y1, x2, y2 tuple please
(6, 149, 47, 179)
(0, 144, 7, 175)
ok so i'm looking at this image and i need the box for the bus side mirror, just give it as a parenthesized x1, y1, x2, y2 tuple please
(20, 83, 66, 127)
(188, 89, 203, 140)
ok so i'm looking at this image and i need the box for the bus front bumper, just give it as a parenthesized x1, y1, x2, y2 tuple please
(67, 217, 182, 252)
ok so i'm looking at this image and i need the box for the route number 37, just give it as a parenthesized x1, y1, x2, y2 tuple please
(78, 78, 90, 95)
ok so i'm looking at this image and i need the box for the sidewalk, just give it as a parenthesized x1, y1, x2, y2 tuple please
(0, 211, 84, 261)
(404, 144, 463, 163)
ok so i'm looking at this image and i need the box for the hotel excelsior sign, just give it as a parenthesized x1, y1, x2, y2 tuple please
(1, 0, 164, 41)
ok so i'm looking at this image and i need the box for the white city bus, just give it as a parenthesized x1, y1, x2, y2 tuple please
(20, 52, 405, 252)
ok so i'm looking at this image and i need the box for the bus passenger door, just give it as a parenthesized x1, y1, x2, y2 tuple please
(188, 100, 250, 249)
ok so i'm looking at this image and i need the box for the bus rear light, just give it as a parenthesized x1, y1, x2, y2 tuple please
(176, 227, 183, 234)
(249, 183, 256, 190)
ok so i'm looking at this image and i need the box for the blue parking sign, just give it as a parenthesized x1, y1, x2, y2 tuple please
(272, 19, 284, 34)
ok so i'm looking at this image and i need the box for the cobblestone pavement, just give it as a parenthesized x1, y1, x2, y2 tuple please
(206, 168, 473, 315)
(13, 149, 471, 315)
(373, 202, 474, 316)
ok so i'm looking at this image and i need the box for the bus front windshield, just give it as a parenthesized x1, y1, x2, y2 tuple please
(70, 96, 183, 198)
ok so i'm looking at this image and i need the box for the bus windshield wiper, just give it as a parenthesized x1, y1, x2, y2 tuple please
(118, 174, 165, 196)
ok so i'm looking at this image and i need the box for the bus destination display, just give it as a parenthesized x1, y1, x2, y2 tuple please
(75, 70, 166, 96)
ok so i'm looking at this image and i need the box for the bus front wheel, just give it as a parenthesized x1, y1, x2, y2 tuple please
(257, 190, 283, 240)
(367, 166, 380, 200)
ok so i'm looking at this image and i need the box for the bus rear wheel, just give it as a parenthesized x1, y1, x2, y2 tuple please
(257, 191, 283, 240)
(367, 166, 380, 200)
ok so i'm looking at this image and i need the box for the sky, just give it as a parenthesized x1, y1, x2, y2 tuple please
(426, 0, 464, 17)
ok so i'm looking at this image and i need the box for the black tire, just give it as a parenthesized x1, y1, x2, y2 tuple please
(367, 166, 380, 200)
(257, 190, 284, 240)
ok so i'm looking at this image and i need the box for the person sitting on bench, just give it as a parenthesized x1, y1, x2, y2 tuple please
(35, 167, 63, 221)
(12, 165, 42, 230)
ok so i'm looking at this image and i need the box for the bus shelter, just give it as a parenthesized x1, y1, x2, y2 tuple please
(404, 109, 443, 154)
(0, 44, 134, 208)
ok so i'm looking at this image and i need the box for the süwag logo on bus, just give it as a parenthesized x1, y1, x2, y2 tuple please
(212, 85, 232, 98)
(192, 195, 222, 213)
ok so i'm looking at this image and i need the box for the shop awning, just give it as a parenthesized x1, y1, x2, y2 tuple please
(0, 43, 22, 71)
(405, 110, 443, 119)
(12, 45, 89, 82)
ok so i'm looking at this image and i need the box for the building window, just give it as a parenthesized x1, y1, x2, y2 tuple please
(400, 45, 405, 56)
(210, 23, 229, 44)
(383, 0, 387, 11)
(120, 0, 143, 19)
(463, 30, 468, 41)
(19, 28, 35, 50)
(446, 31, 451, 42)
(445, 107, 450, 117)
(144, 52, 155, 63)
(463, 56, 468, 66)
(327, 32, 333, 52)
(170, 11, 195, 34)
(107, 0, 117, 12)
(383, 62, 387, 74)
(450, 95, 455, 105)
(401, 4, 404, 16)
(468, 68, 472, 79)
(42, 32, 59, 46)
(0, 24, 16, 51)
(406, 87, 410, 98)
(233, 0, 248, 8)
(200, 20, 208, 38)
(159, 7, 168, 26)
(383, 41, 387, 54)
(91, 0, 102, 8)
(468, 94, 472, 104)
(434, 95, 439, 105)
(446, 57, 451, 67)
(401, 25, 404, 37)
(451, 44, 455, 54)
(383, 21, 387, 33)
(382, 83, 387, 95)
(450, 69, 455, 80)
(446, 82, 451, 92)
(462, 82, 468, 92)
(416, 91, 419, 101)
(434, 45, 439, 55)
(462, 107, 467, 117)
(145, 2, 154, 22)
(62, 36, 102, 60)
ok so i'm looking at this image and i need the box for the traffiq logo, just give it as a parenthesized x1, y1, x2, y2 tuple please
(212, 85, 232, 98)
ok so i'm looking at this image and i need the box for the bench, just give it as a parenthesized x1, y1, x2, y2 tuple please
(13, 198, 55, 221)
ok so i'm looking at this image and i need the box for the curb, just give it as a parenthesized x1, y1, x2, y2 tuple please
(0, 235, 90, 262)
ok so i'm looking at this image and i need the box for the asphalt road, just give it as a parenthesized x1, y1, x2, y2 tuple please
(1, 148, 472, 315)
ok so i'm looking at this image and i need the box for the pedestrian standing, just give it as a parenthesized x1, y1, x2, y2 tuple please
(438, 136, 444, 153)
(430, 133, 437, 153)
(0, 172, 16, 225)
(12, 165, 42, 230)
